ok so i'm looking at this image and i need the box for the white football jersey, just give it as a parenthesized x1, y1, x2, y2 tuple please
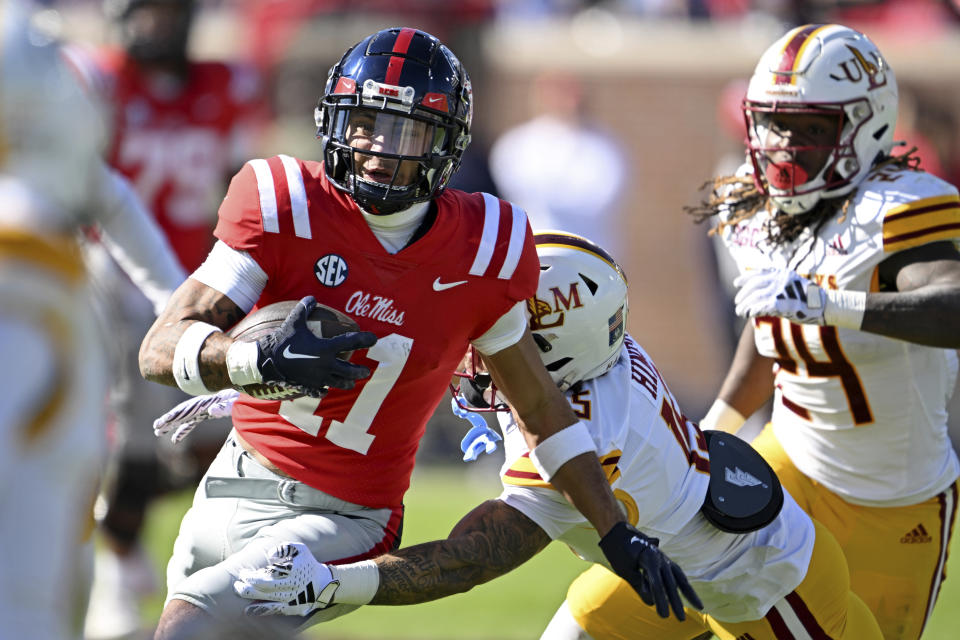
(498, 335, 815, 622)
(721, 164, 960, 506)
(0, 186, 109, 640)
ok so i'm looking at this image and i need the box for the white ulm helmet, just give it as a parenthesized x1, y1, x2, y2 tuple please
(529, 231, 628, 391)
(744, 24, 898, 215)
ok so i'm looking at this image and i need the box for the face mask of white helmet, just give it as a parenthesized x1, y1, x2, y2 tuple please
(742, 24, 898, 215)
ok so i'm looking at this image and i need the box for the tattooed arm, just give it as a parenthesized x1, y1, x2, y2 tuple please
(233, 499, 553, 614)
(138, 278, 246, 390)
(371, 499, 552, 605)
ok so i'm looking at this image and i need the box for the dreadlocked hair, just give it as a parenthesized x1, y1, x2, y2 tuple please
(684, 148, 923, 249)
(684, 175, 765, 235)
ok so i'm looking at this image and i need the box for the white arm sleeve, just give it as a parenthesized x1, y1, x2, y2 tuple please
(91, 165, 186, 314)
(472, 301, 527, 356)
(191, 240, 267, 313)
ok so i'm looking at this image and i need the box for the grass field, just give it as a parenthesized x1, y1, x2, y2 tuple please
(140, 465, 960, 639)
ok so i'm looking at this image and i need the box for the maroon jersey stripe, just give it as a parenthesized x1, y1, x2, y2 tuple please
(884, 222, 960, 247)
(884, 200, 960, 222)
(504, 469, 544, 481)
(385, 28, 416, 86)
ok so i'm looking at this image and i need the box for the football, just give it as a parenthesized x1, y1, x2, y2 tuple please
(228, 300, 361, 401)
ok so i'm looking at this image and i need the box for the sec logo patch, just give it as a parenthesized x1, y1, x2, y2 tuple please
(314, 254, 348, 287)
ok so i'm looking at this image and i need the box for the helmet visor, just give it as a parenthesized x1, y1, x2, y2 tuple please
(346, 108, 434, 157)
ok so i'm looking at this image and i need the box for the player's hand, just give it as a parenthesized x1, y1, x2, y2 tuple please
(733, 268, 825, 325)
(599, 522, 702, 621)
(153, 388, 240, 443)
(256, 296, 377, 390)
(452, 398, 502, 462)
(234, 542, 339, 617)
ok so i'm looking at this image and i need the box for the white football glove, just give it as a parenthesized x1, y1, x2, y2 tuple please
(234, 542, 339, 617)
(733, 268, 826, 325)
(153, 388, 240, 444)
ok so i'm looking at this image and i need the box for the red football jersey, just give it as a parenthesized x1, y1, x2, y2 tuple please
(90, 49, 264, 271)
(215, 156, 539, 508)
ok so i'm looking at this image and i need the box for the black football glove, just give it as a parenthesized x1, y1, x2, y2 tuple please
(599, 522, 703, 621)
(256, 296, 377, 392)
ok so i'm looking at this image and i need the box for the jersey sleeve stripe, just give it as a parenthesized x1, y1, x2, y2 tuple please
(502, 450, 621, 489)
(497, 204, 528, 280)
(502, 452, 552, 488)
(884, 224, 960, 252)
(249, 159, 279, 234)
(278, 154, 312, 239)
(469, 192, 501, 276)
(883, 195, 959, 223)
(883, 195, 960, 251)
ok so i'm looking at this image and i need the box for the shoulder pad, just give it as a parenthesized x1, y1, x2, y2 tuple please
(853, 169, 960, 253)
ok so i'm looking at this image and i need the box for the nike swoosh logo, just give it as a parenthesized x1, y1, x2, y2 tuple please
(433, 277, 467, 291)
(282, 345, 319, 360)
(426, 95, 443, 103)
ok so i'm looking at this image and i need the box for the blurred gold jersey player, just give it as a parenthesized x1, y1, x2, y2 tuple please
(0, 2, 183, 638)
(561, 24, 960, 640)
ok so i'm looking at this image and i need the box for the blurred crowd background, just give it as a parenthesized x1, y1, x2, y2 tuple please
(42, 0, 960, 450)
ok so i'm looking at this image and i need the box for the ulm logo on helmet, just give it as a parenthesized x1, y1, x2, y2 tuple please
(527, 283, 584, 330)
(830, 45, 889, 91)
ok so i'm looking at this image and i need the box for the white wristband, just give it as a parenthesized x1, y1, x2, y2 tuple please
(172, 322, 221, 396)
(528, 421, 597, 481)
(823, 289, 866, 329)
(328, 560, 379, 605)
(699, 398, 746, 433)
(226, 340, 263, 386)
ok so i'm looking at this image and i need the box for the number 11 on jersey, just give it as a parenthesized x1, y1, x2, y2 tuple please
(279, 333, 413, 454)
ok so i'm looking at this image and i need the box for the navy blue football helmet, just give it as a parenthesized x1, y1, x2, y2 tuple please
(315, 28, 473, 214)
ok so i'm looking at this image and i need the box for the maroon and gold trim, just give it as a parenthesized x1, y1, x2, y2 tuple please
(502, 449, 622, 489)
(919, 481, 959, 636)
(764, 591, 834, 638)
(534, 231, 628, 285)
(773, 24, 830, 85)
(882, 194, 960, 252)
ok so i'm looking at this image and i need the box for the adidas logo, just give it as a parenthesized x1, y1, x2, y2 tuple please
(725, 466, 764, 488)
(901, 524, 932, 544)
